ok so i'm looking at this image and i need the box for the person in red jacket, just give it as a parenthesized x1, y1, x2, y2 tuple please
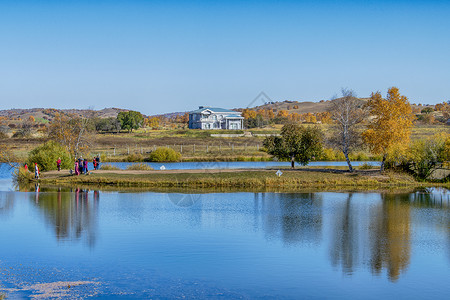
(57, 157, 61, 171)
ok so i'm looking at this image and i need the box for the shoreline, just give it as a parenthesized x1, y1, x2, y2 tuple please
(23, 168, 450, 191)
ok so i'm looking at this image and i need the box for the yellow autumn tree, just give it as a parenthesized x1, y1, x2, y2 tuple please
(242, 109, 257, 119)
(145, 117, 160, 130)
(362, 87, 415, 171)
(277, 110, 289, 118)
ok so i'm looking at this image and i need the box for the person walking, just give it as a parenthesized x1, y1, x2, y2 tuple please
(57, 157, 61, 171)
(93, 157, 97, 170)
(83, 159, 88, 174)
(78, 157, 83, 174)
(34, 163, 40, 179)
(96, 155, 100, 170)
(74, 160, 79, 175)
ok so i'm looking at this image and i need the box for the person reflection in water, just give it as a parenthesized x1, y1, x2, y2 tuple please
(34, 183, 40, 203)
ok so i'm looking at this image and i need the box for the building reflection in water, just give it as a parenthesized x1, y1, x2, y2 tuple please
(30, 187, 99, 248)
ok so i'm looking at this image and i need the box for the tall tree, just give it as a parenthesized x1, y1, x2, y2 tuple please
(117, 111, 144, 133)
(264, 123, 323, 168)
(329, 89, 365, 172)
(362, 87, 415, 171)
(48, 112, 94, 157)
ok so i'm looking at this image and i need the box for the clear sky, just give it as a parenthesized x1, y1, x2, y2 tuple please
(0, 0, 449, 115)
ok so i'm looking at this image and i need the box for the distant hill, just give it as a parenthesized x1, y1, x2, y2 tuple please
(235, 98, 436, 114)
(0, 107, 130, 122)
(0, 100, 438, 122)
(233, 98, 369, 114)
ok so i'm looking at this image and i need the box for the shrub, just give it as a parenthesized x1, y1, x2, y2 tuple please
(404, 134, 449, 180)
(319, 148, 336, 161)
(320, 148, 345, 161)
(126, 163, 154, 171)
(356, 152, 370, 161)
(359, 163, 374, 170)
(13, 166, 34, 184)
(148, 147, 182, 162)
(125, 153, 144, 162)
(101, 164, 120, 170)
(26, 141, 72, 172)
(349, 151, 370, 161)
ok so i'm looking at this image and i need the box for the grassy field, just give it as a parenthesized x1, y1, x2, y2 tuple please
(2, 124, 448, 162)
(23, 167, 450, 191)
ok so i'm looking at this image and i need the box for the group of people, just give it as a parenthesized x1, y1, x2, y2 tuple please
(23, 163, 40, 179)
(23, 155, 101, 179)
(73, 156, 101, 176)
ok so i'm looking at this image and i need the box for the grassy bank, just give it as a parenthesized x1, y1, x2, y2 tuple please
(20, 168, 450, 191)
(3, 124, 447, 163)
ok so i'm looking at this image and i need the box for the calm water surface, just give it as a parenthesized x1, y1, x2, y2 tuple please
(0, 163, 448, 298)
(1, 187, 449, 299)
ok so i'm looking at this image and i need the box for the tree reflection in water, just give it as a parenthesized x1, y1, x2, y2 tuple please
(0, 192, 14, 218)
(256, 193, 323, 246)
(30, 187, 99, 248)
(370, 193, 411, 282)
(10, 185, 448, 283)
(329, 193, 358, 275)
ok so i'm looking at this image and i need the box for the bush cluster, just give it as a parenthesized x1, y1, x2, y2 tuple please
(126, 163, 154, 171)
(125, 153, 144, 162)
(100, 164, 120, 170)
(148, 147, 182, 162)
(26, 141, 72, 171)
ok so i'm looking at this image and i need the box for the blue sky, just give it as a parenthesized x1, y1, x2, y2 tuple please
(0, 0, 449, 115)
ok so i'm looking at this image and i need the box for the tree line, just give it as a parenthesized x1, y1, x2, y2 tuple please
(263, 87, 449, 180)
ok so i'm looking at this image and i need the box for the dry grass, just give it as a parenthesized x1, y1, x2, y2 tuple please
(27, 168, 449, 190)
(99, 164, 120, 170)
(3, 124, 447, 162)
(126, 163, 154, 171)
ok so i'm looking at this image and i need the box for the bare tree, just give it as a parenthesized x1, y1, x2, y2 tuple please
(0, 144, 16, 168)
(48, 110, 95, 157)
(329, 89, 366, 172)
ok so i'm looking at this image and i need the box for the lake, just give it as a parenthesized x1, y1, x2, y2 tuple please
(1, 187, 449, 299)
(0, 164, 449, 299)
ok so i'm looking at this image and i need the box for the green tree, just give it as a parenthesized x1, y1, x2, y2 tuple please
(117, 111, 144, 133)
(420, 107, 434, 114)
(263, 123, 323, 168)
(402, 133, 450, 180)
(26, 141, 73, 172)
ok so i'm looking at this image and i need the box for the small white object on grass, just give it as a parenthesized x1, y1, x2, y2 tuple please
(160, 165, 166, 170)
(276, 170, 283, 177)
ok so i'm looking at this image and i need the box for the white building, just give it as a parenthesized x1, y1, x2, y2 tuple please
(189, 106, 244, 130)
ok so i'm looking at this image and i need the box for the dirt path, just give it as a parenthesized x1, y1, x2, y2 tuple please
(43, 167, 384, 177)
(43, 168, 249, 176)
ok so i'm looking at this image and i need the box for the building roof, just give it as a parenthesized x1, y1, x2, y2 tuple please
(190, 106, 237, 114)
(225, 114, 244, 119)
